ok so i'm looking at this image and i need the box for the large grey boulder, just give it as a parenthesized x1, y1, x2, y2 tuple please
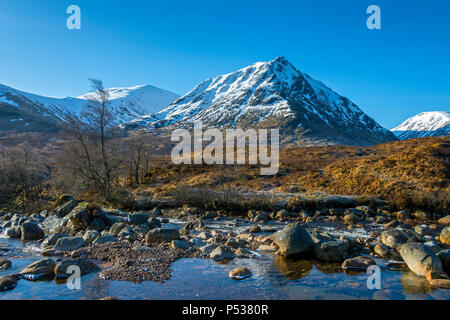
(128, 213, 149, 226)
(53, 236, 85, 251)
(20, 222, 44, 240)
(400, 242, 443, 277)
(41, 233, 68, 249)
(271, 223, 313, 257)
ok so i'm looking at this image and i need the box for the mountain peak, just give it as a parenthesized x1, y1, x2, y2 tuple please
(128, 58, 396, 146)
(391, 111, 450, 140)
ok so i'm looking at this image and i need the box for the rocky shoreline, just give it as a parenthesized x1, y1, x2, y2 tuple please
(1, 194, 450, 295)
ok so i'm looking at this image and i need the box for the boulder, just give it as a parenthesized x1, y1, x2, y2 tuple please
(41, 233, 68, 249)
(380, 228, 421, 251)
(210, 245, 235, 261)
(53, 236, 85, 251)
(20, 259, 56, 280)
(271, 223, 313, 257)
(342, 256, 376, 271)
(20, 222, 44, 240)
(199, 244, 219, 254)
(42, 216, 66, 234)
(54, 259, 100, 278)
(145, 228, 180, 244)
(313, 240, 348, 262)
(440, 226, 450, 245)
(0, 275, 18, 292)
(400, 242, 443, 277)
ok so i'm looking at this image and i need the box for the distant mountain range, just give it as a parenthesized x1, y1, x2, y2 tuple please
(0, 83, 179, 132)
(126, 57, 397, 146)
(2, 57, 448, 146)
(391, 111, 450, 140)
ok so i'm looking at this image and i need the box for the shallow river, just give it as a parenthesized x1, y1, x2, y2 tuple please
(1, 219, 449, 300)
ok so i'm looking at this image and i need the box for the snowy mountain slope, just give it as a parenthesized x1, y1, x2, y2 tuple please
(0, 83, 178, 132)
(127, 57, 396, 146)
(391, 111, 450, 140)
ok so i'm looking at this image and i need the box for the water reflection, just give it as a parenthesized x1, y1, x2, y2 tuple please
(401, 272, 434, 295)
(274, 256, 313, 280)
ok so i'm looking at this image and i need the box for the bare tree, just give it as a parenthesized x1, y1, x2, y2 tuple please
(58, 79, 120, 198)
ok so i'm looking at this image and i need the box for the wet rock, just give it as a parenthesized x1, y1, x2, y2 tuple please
(313, 240, 348, 262)
(229, 267, 252, 280)
(41, 233, 67, 249)
(5, 226, 22, 239)
(54, 259, 100, 278)
(414, 225, 436, 237)
(210, 245, 235, 261)
(198, 231, 212, 240)
(400, 242, 443, 277)
(0, 258, 11, 270)
(383, 220, 401, 229)
(271, 223, 313, 257)
(92, 235, 116, 245)
(171, 240, 189, 249)
(342, 256, 376, 271)
(423, 241, 442, 255)
(438, 215, 450, 225)
(128, 213, 149, 226)
(374, 243, 402, 260)
(183, 219, 205, 231)
(426, 270, 448, 282)
(145, 228, 180, 244)
(250, 225, 262, 233)
(71, 248, 87, 258)
(53, 236, 85, 251)
(0, 275, 18, 292)
(440, 226, 450, 245)
(20, 259, 56, 280)
(380, 228, 421, 251)
(276, 209, 290, 220)
(20, 222, 44, 240)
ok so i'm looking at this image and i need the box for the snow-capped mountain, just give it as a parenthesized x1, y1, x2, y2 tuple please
(391, 111, 450, 140)
(0, 83, 178, 132)
(127, 57, 396, 146)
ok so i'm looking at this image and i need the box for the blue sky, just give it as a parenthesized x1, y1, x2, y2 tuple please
(0, 0, 449, 129)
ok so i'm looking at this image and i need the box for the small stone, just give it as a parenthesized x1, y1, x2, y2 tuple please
(250, 225, 262, 233)
(210, 245, 235, 261)
(440, 226, 450, 245)
(229, 267, 252, 280)
(92, 235, 116, 245)
(171, 240, 190, 249)
(437, 215, 450, 225)
(55, 259, 100, 278)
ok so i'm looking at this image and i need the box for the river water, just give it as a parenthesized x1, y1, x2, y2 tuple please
(1, 219, 449, 300)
